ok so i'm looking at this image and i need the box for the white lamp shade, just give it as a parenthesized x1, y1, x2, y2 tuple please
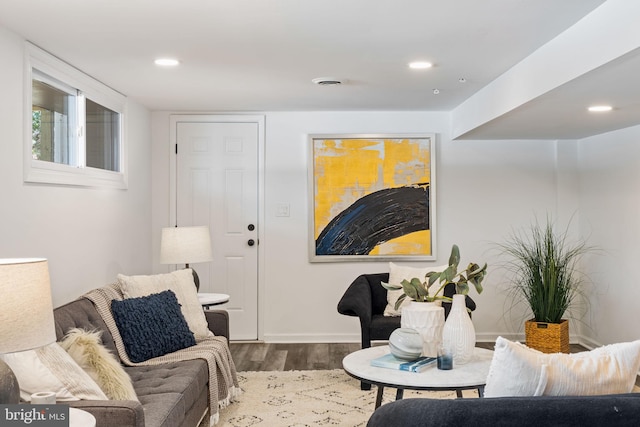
(0, 258, 56, 353)
(160, 226, 213, 265)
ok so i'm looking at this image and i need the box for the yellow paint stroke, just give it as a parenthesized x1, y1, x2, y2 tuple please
(370, 230, 432, 255)
(313, 137, 431, 254)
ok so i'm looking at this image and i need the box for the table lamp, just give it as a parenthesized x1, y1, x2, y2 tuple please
(0, 258, 56, 404)
(160, 226, 213, 291)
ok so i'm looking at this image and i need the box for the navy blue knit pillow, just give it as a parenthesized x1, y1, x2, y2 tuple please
(111, 290, 196, 363)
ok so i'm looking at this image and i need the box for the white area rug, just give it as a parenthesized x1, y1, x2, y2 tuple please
(217, 369, 477, 426)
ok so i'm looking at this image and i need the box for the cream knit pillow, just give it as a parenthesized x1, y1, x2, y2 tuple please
(384, 263, 448, 316)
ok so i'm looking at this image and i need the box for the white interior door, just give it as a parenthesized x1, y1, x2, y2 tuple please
(175, 119, 259, 340)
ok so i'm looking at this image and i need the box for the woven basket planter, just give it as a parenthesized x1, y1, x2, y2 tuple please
(525, 319, 569, 353)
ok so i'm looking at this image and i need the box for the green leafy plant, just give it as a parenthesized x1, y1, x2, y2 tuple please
(498, 218, 592, 324)
(382, 244, 487, 310)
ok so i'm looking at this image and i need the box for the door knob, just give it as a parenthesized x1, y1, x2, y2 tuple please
(248, 224, 255, 231)
(248, 239, 255, 246)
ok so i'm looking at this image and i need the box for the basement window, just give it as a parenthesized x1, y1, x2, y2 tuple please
(25, 42, 127, 189)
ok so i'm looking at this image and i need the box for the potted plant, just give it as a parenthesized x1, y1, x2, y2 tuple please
(382, 244, 487, 360)
(498, 218, 592, 353)
(382, 244, 487, 310)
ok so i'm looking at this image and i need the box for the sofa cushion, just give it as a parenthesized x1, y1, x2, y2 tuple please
(60, 328, 138, 401)
(111, 290, 196, 363)
(118, 269, 212, 340)
(484, 336, 640, 397)
(126, 359, 208, 427)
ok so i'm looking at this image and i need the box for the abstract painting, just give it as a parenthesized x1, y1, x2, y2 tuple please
(308, 134, 436, 262)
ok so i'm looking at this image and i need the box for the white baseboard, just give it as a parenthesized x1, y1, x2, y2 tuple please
(262, 333, 361, 343)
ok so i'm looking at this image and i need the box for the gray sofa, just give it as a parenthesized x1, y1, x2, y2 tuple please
(53, 297, 230, 427)
(366, 393, 640, 427)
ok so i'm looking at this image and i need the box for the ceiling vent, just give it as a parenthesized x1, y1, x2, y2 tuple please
(312, 77, 345, 86)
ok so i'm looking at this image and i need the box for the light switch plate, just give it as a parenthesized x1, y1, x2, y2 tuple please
(276, 203, 290, 217)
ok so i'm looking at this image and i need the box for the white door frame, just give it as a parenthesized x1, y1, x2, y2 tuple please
(169, 114, 265, 341)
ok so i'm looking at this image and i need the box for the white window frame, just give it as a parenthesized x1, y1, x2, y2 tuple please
(24, 42, 128, 189)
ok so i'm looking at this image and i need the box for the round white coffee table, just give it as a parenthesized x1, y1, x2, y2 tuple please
(343, 345, 493, 408)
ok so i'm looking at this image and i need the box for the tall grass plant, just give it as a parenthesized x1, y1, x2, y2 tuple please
(499, 218, 591, 324)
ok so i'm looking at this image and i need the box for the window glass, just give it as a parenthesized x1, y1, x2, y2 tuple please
(31, 79, 77, 165)
(86, 99, 121, 172)
(25, 42, 127, 189)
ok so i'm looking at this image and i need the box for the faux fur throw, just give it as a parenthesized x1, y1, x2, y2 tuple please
(60, 328, 138, 401)
(83, 283, 241, 426)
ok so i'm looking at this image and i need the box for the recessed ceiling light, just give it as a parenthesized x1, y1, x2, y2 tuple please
(588, 105, 612, 112)
(409, 61, 433, 70)
(154, 58, 180, 67)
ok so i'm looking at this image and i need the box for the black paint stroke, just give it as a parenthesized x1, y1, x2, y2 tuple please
(316, 184, 429, 256)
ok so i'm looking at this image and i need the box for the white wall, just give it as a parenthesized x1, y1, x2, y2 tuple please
(0, 25, 153, 307)
(151, 110, 569, 342)
(578, 124, 640, 347)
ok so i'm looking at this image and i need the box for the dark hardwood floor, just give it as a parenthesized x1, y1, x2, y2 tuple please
(229, 341, 589, 372)
(230, 342, 361, 372)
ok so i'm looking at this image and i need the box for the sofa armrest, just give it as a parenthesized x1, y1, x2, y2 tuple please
(338, 275, 374, 325)
(205, 309, 230, 340)
(66, 400, 144, 427)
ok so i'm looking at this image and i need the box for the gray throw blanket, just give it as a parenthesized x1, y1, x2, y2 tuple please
(84, 283, 241, 426)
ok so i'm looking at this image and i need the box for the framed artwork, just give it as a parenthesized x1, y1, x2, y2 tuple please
(308, 133, 436, 262)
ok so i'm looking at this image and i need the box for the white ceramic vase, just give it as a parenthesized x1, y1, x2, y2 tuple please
(400, 301, 445, 357)
(442, 294, 476, 365)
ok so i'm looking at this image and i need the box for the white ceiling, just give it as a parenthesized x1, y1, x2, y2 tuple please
(3, 0, 637, 140)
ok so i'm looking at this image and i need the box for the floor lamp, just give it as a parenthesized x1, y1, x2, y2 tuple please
(0, 258, 56, 404)
(160, 226, 213, 291)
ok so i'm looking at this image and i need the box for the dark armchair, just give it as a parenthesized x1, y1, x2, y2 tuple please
(337, 273, 476, 389)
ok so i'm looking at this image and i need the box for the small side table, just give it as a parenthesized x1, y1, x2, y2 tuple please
(69, 407, 96, 427)
(198, 293, 230, 309)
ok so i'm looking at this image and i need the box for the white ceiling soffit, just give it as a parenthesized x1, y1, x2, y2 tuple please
(452, 0, 640, 140)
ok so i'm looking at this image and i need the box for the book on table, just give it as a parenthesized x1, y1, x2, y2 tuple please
(370, 353, 437, 372)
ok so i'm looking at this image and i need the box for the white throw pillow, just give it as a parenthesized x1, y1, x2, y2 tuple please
(383, 263, 449, 316)
(1, 343, 107, 402)
(118, 269, 212, 341)
(60, 328, 138, 401)
(484, 336, 640, 398)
